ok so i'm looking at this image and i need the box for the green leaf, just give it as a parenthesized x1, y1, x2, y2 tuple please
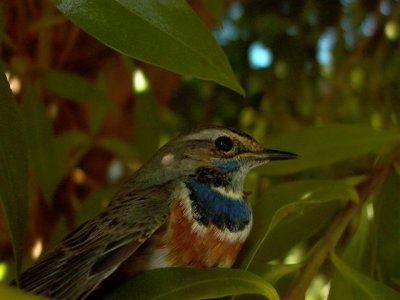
(95, 136, 138, 162)
(105, 268, 279, 300)
(0, 71, 28, 276)
(51, 0, 244, 95)
(262, 263, 303, 285)
(374, 171, 400, 285)
(261, 125, 400, 175)
(40, 71, 109, 105)
(265, 181, 357, 233)
(22, 87, 57, 203)
(0, 285, 46, 300)
(133, 91, 161, 160)
(329, 207, 372, 300)
(341, 208, 371, 270)
(247, 201, 339, 271)
(240, 180, 355, 271)
(330, 251, 400, 300)
(40, 70, 111, 134)
(53, 130, 90, 183)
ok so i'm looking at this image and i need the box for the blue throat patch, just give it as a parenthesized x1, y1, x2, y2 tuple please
(211, 159, 240, 172)
(185, 176, 251, 232)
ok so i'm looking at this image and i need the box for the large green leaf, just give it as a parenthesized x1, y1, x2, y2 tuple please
(329, 207, 372, 300)
(40, 71, 110, 105)
(245, 201, 339, 273)
(330, 251, 400, 300)
(0, 285, 46, 300)
(262, 263, 303, 285)
(0, 71, 28, 276)
(374, 171, 400, 287)
(261, 125, 400, 175)
(105, 268, 279, 300)
(40, 70, 111, 134)
(51, 0, 244, 95)
(95, 136, 138, 162)
(240, 180, 356, 271)
(22, 87, 57, 203)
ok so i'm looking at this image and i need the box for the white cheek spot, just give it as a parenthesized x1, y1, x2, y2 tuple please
(161, 153, 175, 165)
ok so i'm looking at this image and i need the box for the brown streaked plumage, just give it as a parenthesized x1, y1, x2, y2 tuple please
(14, 127, 297, 299)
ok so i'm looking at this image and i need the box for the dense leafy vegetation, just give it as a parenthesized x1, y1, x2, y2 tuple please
(1, 1, 400, 299)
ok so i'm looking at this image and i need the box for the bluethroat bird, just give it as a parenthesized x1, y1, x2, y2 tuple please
(16, 126, 296, 299)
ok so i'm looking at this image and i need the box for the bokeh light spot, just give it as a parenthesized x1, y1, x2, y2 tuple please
(108, 159, 125, 183)
(31, 238, 43, 260)
(385, 20, 399, 40)
(248, 41, 273, 69)
(132, 69, 149, 93)
(317, 28, 336, 65)
(0, 262, 7, 281)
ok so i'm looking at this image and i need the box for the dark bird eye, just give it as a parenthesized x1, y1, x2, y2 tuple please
(215, 136, 233, 152)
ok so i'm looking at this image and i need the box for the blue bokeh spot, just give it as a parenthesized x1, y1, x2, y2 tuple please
(248, 41, 273, 69)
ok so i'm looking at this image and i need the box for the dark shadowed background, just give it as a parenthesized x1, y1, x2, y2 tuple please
(1, 1, 400, 299)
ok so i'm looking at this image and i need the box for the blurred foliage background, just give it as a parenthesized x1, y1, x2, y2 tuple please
(1, 0, 400, 299)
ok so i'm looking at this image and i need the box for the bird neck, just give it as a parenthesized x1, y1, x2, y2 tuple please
(184, 167, 251, 233)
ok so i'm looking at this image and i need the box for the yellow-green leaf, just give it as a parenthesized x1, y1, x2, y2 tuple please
(0, 285, 46, 300)
(105, 268, 279, 300)
(330, 251, 400, 300)
(262, 125, 400, 175)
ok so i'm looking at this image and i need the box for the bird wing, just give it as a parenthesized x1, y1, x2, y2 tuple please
(18, 185, 172, 300)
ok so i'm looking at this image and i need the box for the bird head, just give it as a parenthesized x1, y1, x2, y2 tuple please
(132, 127, 297, 191)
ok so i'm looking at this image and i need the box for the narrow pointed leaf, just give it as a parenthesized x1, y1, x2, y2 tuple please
(330, 252, 400, 300)
(40, 71, 110, 105)
(329, 207, 372, 300)
(261, 125, 400, 175)
(22, 87, 57, 203)
(53, 130, 90, 182)
(240, 180, 355, 270)
(374, 171, 400, 285)
(40, 70, 111, 134)
(95, 136, 138, 162)
(51, 0, 244, 95)
(0, 71, 28, 276)
(256, 201, 339, 265)
(105, 268, 279, 300)
(263, 263, 303, 285)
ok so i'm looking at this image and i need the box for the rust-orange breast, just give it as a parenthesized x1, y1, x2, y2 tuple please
(162, 198, 247, 268)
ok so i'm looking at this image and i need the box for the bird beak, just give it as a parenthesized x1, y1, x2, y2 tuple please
(238, 149, 298, 161)
(260, 148, 298, 161)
